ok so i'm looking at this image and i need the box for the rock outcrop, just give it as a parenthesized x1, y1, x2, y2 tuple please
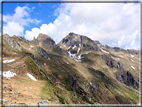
(69, 76, 79, 91)
(12, 35, 28, 44)
(112, 47, 139, 55)
(37, 33, 55, 49)
(102, 55, 139, 88)
(38, 47, 48, 58)
(3, 34, 23, 50)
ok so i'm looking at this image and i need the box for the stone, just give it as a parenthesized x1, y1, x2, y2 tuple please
(38, 100, 49, 107)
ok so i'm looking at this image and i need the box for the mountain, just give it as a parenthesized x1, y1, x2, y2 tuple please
(1, 32, 141, 106)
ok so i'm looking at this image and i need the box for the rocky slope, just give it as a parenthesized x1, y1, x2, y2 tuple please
(1, 32, 141, 106)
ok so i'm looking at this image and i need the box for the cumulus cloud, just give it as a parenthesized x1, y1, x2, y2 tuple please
(3, 6, 40, 36)
(3, 21, 24, 36)
(24, 3, 139, 50)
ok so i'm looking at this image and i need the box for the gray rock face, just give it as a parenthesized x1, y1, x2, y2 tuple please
(37, 33, 55, 49)
(43, 38, 55, 49)
(30, 53, 40, 67)
(69, 76, 79, 91)
(112, 47, 139, 55)
(38, 47, 48, 58)
(3, 34, 23, 50)
(38, 100, 48, 106)
(127, 49, 139, 55)
(106, 59, 118, 68)
(12, 35, 28, 44)
(102, 55, 139, 88)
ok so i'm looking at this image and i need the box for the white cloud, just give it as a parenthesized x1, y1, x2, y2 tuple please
(3, 6, 40, 36)
(3, 21, 24, 36)
(25, 23, 57, 40)
(3, 6, 40, 26)
(25, 3, 140, 50)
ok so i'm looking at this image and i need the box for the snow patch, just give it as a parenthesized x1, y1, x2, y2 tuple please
(130, 54, 134, 57)
(14, 53, 17, 54)
(77, 47, 81, 54)
(67, 46, 71, 50)
(44, 63, 46, 65)
(72, 45, 76, 49)
(131, 65, 135, 70)
(27, 73, 37, 81)
(119, 55, 123, 58)
(117, 58, 120, 60)
(68, 51, 76, 59)
(67, 50, 82, 62)
(100, 48, 109, 54)
(131, 59, 134, 62)
(3, 59, 15, 63)
(0, 70, 17, 79)
(66, 62, 69, 64)
(30, 45, 34, 48)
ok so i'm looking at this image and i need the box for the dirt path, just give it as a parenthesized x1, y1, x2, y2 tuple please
(3, 76, 46, 105)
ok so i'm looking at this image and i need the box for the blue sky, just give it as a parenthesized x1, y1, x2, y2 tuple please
(2, 2, 140, 50)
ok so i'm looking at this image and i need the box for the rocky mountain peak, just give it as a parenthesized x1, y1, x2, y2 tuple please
(37, 33, 54, 41)
(33, 33, 56, 49)
(59, 32, 99, 50)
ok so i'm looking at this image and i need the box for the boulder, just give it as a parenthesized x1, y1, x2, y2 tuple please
(38, 100, 48, 106)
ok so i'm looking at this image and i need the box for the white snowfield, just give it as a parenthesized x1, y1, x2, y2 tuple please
(0, 70, 17, 79)
(131, 65, 135, 70)
(27, 73, 37, 81)
(131, 54, 134, 57)
(100, 48, 109, 54)
(3, 59, 15, 63)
